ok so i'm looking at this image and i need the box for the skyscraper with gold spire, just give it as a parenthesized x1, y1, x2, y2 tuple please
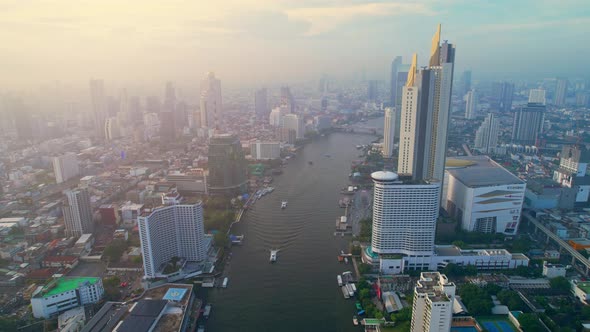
(397, 24, 455, 183)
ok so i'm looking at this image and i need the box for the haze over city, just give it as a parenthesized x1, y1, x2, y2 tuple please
(1, 0, 589, 91)
(1, 1, 590, 332)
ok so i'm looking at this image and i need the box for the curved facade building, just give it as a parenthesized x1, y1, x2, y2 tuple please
(138, 202, 205, 278)
(371, 171, 440, 257)
(208, 134, 248, 194)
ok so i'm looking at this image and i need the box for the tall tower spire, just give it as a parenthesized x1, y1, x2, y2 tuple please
(429, 24, 441, 67)
(406, 53, 418, 87)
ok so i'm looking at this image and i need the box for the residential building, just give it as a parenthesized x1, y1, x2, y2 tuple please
(367, 80, 379, 102)
(250, 141, 281, 160)
(512, 102, 545, 145)
(313, 115, 332, 131)
(254, 88, 268, 119)
(207, 134, 248, 194)
(390, 56, 402, 106)
(269, 106, 286, 127)
(138, 202, 206, 278)
(166, 170, 208, 195)
(542, 262, 566, 279)
(410, 272, 455, 332)
(63, 188, 94, 237)
(382, 108, 396, 158)
(104, 117, 120, 141)
(528, 88, 546, 105)
(444, 156, 526, 234)
(555, 78, 568, 106)
(282, 113, 304, 139)
(474, 113, 499, 154)
(32, 277, 104, 318)
(280, 86, 295, 113)
(200, 72, 222, 129)
(460, 70, 472, 96)
(53, 153, 79, 184)
(464, 89, 477, 120)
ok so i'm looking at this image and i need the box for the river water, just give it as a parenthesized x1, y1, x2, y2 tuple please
(208, 119, 383, 332)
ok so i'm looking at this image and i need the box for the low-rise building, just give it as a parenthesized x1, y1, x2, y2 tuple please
(542, 262, 566, 279)
(573, 280, 590, 303)
(250, 141, 281, 160)
(31, 277, 104, 318)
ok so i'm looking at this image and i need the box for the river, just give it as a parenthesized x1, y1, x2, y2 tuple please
(207, 118, 383, 332)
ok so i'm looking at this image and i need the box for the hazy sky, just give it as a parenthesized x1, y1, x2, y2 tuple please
(1, 0, 589, 89)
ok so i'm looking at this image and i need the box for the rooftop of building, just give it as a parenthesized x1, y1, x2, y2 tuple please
(446, 156, 524, 187)
(38, 277, 100, 298)
(576, 281, 590, 294)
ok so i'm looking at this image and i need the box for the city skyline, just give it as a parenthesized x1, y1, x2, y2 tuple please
(1, 1, 589, 89)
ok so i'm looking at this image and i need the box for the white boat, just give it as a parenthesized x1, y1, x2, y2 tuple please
(222, 277, 228, 288)
(337, 275, 343, 287)
(353, 316, 359, 325)
(351, 283, 357, 292)
(344, 257, 349, 264)
(346, 283, 355, 297)
(281, 201, 287, 209)
(270, 249, 278, 262)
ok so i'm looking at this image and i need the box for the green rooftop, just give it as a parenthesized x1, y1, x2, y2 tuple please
(42, 277, 100, 297)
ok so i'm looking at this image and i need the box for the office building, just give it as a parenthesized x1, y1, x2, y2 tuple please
(166, 170, 208, 195)
(474, 113, 499, 153)
(492, 81, 514, 112)
(53, 153, 79, 184)
(164, 81, 176, 112)
(410, 272, 455, 332)
(553, 145, 590, 204)
(383, 108, 396, 158)
(200, 72, 222, 129)
(398, 24, 455, 182)
(528, 88, 546, 105)
(282, 113, 304, 139)
(32, 277, 104, 318)
(63, 188, 94, 237)
(445, 156, 525, 234)
(138, 202, 206, 278)
(207, 134, 248, 194)
(576, 91, 590, 107)
(159, 111, 176, 141)
(512, 102, 545, 145)
(254, 88, 268, 119)
(555, 78, 568, 106)
(390, 56, 402, 106)
(89, 79, 106, 139)
(464, 89, 478, 120)
(279, 128, 296, 144)
(250, 142, 281, 160)
(460, 70, 472, 96)
(371, 171, 440, 258)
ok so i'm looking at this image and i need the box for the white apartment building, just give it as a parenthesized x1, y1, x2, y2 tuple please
(529, 88, 546, 105)
(445, 156, 525, 234)
(411, 272, 455, 332)
(371, 171, 440, 258)
(32, 277, 104, 318)
(200, 72, 222, 129)
(250, 141, 281, 160)
(138, 202, 206, 278)
(474, 113, 499, 154)
(382, 108, 396, 158)
(52, 153, 79, 184)
(464, 89, 478, 120)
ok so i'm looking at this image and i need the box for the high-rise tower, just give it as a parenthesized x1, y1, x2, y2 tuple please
(474, 113, 499, 153)
(382, 108, 396, 158)
(464, 89, 478, 120)
(390, 56, 402, 106)
(555, 78, 568, 106)
(200, 72, 222, 129)
(512, 102, 545, 145)
(255, 88, 268, 120)
(89, 79, 106, 139)
(398, 24, 455, 182)
(63, 188, 94, 237)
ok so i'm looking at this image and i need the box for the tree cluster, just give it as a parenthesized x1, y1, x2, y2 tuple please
(458, 283, 493, 316)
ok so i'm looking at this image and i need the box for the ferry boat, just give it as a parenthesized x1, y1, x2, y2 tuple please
(346, 284, 355, 297)
(270, 249, 278, 262)
(281, 201, 287, 209)
(203, 304, 212, 319)
(337, 275, 343, 286)
(222, 277, 228, 288)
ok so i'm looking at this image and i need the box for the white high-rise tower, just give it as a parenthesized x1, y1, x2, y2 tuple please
(382, 108, 396, 158)
(410, 272, 455, 332)
(474, 113, 499, 153)
(464, 89, 478, 120)
(200, 72, 222, 129)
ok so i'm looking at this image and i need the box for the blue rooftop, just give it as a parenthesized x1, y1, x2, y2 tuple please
(163, 288, 188, 302)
